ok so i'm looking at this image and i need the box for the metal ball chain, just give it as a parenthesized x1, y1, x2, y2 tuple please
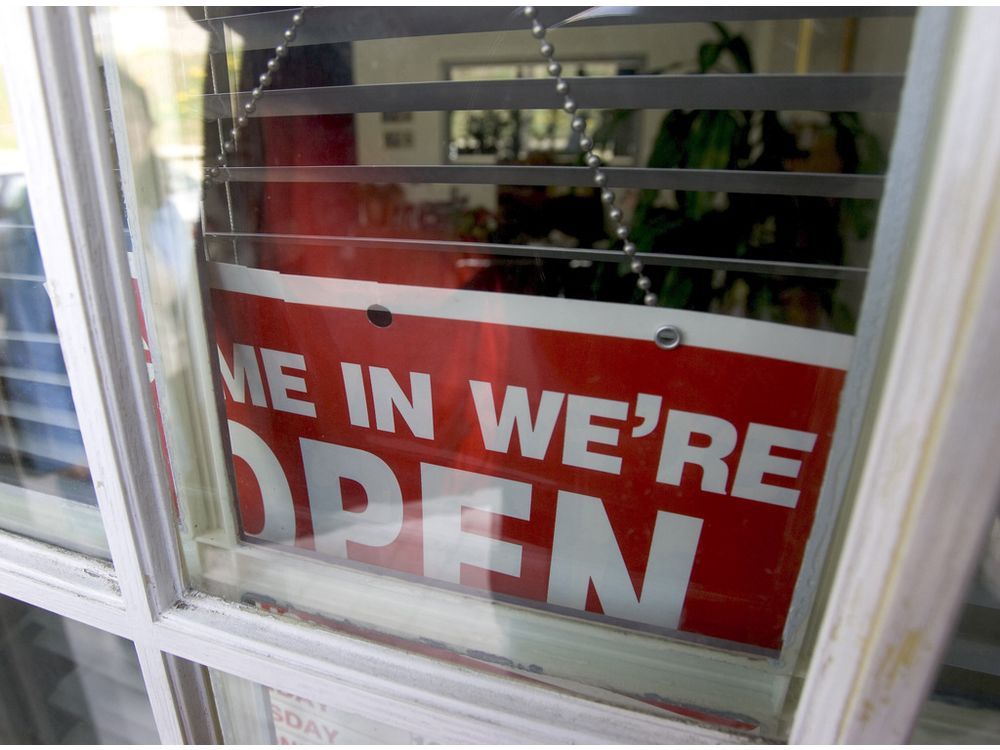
(204, 8, 306, 187)
(523, 7, 656, 306)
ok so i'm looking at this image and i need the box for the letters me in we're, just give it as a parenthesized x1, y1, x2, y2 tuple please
(219, 342, 819, 634)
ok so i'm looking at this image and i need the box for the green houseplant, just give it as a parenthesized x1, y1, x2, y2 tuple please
(590, 23, 885, 333)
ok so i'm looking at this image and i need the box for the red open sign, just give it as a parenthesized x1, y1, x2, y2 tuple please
(210, 262, 850, 651)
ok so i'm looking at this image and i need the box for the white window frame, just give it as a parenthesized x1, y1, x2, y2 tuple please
(0, 5, 997, 744)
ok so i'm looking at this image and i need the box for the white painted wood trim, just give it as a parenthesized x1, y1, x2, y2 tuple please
(0, 7, 217, 744)
(97, 10, 241, 552)
(154, 591, 751, 745)
(791, 7, 1000, 743)
(0, 529, 129, 639)
(5, 3, 186, 620)
(190, 532, 784, 730)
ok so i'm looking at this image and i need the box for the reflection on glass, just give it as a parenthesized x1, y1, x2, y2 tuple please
(448, 60, 639, 161)
(912, 513, 1000, 743)
(101, 6, 915, 740)
(0, 63, 105, 557)
(0, 594, 158, 743)
(210, 668, 431, 745)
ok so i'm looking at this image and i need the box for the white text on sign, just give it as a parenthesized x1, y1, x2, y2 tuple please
(219, 344, 819, 630)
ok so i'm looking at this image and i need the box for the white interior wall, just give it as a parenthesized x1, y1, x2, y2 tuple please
(351, 23, 743, 211)
(348, 17, 913, 216)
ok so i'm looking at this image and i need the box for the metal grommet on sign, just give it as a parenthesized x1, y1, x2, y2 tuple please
(655, 325, 682, 350)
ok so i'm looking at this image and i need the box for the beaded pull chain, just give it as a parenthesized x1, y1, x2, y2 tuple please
(523, 6, 657, 306)
(202, 7, 657, 308)
(204, 8, 307, 187)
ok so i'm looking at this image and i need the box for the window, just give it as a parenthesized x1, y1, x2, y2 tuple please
(0, 52, 106, 559)
(0, 6, 998, 745)
(0, 594, 158, 743)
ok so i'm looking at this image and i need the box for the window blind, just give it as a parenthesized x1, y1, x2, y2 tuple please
(0, 189, 88, 477)
(193, 6, 914, 318)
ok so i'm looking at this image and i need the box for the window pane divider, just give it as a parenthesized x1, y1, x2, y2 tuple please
(153, 590, 748, 745)
(188, 528, 786, 731)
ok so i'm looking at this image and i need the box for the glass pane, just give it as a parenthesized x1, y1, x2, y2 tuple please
(210, 668, 431, 744)
(911, 511, 1000, 743)
(0, 61, 107, 558)
(99, 6, 918, 739)
(0, 593, 158, 743)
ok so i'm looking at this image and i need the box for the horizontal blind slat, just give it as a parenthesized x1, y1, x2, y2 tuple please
(204, 6, 586, 50)
(0, 272, 45, 283)
(220, 165, 884, 199)
(547, 6, 916, 27)
(199, 6, 915, 50)
(0, 330, 60, 344)
(0, 429, 86, 466)
(202, 75, 904, 118)
(205, 231, 868, 280)
(0, 401, 79, 430)
(0, 367, 71, 387)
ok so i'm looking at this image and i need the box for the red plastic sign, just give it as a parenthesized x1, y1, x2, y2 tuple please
(210, 263, 850, 651)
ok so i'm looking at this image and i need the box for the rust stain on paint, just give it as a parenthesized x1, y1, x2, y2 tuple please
(857, 629, 923, 728)
(876, 628, 923, 693)
(860, 699, 875, 724)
